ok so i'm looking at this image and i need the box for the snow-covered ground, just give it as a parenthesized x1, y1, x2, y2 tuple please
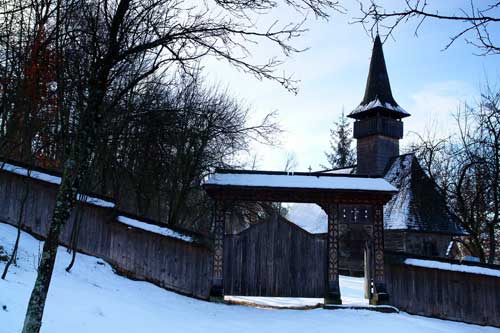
(1, 222, 499, 333)
(225, 275, 368, 308)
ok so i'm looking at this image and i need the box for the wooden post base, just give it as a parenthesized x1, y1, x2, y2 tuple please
(209, 284, 224, 302)
(324, 292, 342, 305)
(324, 281, 342, 305)
(369, 291, 389, 305)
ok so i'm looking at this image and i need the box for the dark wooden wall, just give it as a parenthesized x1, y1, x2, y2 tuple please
(0, 171, 213, 299)
(224, 214, 326, 297)
(385, 252, 500, 327)
(356, 134, 400, 176)
(385, 231, 453, 257)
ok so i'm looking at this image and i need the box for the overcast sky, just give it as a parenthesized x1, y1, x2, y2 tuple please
(202, 1, 500, 171)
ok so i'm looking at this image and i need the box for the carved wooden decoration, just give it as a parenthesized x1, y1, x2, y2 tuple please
(211, 201, 226, 299)
(327, 205, 339, 282)
(373, 205, 384, 283)
(370, 204, 389, 305)
(325, 203, 341, 304)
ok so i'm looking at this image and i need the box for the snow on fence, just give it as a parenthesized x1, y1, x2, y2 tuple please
(1, 162, 115, 208)
(117, 215, 193, 242)
(385, 252, 500, 327)
(0, 168, 213, 299)
(404, 258, 500, 278)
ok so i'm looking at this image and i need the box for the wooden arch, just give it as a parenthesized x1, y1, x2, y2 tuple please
(203, 169, 397, 305)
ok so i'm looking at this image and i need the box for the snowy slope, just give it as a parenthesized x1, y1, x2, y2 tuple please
(1, 223, 499, 333)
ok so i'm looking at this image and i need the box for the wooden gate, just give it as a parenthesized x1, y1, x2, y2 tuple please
(204, 169, 396, 304)
(223, 214, 326, 297)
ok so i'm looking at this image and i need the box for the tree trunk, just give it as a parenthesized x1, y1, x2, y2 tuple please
(65, 201, 84, 272)
(1, 178, 30, 279)
(487, 223, 496, 264)
(470, 233, 486, 262)
(22, 162, 79, 333)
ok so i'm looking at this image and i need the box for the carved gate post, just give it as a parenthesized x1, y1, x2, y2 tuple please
(325, 203, 342, 305)
(364, 240, 372, 300)
(210, 200, 227, 301)
(370, 204, 389, 305)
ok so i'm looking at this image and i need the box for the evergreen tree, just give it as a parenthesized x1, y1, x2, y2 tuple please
(325, 111, 356, 169)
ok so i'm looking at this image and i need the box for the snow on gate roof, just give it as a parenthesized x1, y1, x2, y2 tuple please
(205, 171, 397, 193)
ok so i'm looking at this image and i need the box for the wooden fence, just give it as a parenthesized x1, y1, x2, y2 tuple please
(224, 213, 326, 297)
(0, 169, 213, 299)
(385, 252, 500, 327)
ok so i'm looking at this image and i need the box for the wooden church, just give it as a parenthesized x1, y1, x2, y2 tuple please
(319, 35, 466, 272)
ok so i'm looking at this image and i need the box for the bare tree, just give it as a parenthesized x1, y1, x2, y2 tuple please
(1, 171, 30, 279)
(412, 86, 500, 263)
(90, 73, 278, 232)
(356, 1, 500, 55)
(0, 0, 56, 278)
(284, 151, 299, 173)
(274, 151, 298, 216)
(5, 1, 343, 332)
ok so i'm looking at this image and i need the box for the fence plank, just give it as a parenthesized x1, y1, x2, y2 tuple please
(224, 213, 326, 297)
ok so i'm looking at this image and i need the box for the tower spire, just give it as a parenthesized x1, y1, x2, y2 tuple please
(348, 36, 410, 176)
(348, 35, 409, 120)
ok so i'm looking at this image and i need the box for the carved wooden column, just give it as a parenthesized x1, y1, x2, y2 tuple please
(370, 203, 389, 305)
(210, 200, 227, 300)
(325, 203, 341, 305)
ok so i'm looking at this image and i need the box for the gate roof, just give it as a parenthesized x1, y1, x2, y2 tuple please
(203, 169, 397, 204)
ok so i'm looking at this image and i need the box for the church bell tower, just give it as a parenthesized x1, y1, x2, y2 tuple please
(348, 35, 410, 176)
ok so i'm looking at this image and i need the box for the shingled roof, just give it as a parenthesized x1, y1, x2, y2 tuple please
(348, 35, 410, 120)
(287, 154, 465, 235)
(383, 153, 466, 235)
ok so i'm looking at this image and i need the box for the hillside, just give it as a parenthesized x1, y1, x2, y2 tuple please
(1, 223, 498, 333)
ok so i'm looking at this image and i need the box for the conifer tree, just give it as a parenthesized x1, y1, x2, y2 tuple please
(325, 111, 356, 169)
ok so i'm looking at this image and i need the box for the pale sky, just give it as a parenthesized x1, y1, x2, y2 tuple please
(202, 1, 500, 171)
